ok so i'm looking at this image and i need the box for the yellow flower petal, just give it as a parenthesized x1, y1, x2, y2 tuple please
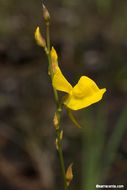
(52, 66, 73, 94)
(51, 47, 58, 63)
(64, 76, 106, 110)
(73, 76, 103, 98)
(50, 47, 58, 72)
(51, 48, 72, 93)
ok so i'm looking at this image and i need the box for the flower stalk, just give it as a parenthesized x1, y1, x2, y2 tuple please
(45, 15, 68, 190)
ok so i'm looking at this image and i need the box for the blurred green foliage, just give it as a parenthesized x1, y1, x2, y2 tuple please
(82, 105, 127, 190)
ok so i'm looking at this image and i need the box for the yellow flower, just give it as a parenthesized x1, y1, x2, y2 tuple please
(51, 48, 106, 110)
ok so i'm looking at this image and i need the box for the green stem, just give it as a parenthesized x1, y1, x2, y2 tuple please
(56, 116, 68, 190)
(46, 22, 68, 190)
(46, 23, 50, 51)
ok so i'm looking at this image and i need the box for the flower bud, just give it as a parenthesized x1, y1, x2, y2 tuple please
(55, 138, 59, 150)
(35, 27, 46, 48)
(60, 130, 63, 140)
(66, 163, 73, 186)
(53, 113, 59, 129)
(42, 4, 50, 23)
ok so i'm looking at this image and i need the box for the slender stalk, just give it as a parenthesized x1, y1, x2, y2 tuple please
(46, 22, 68, 190)
(56, 120, 68, 190)
(46, 23, 50, 51)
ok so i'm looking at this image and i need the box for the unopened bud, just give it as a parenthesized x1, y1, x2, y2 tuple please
(53, 113, 59, 129)
(60, 130, 63, 140)
(66, 163, 73, 186)
(35, 27, 46, 48)
(42, 4, 50, 23)
(55, 138, 59, 150)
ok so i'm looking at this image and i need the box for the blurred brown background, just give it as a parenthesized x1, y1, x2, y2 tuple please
(0, 0, 127, 190)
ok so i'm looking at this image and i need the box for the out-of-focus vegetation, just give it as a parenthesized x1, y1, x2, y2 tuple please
(0, 0, 127, 190)
(82, 105, 127, 190)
